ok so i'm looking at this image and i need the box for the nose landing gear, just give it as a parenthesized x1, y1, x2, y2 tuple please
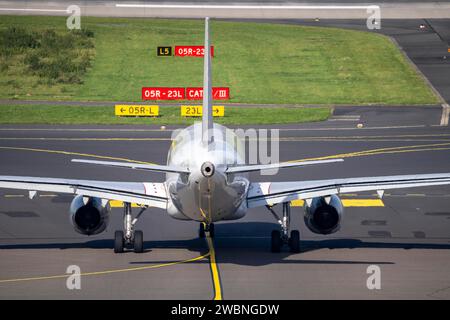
(199, 222, 215, 238)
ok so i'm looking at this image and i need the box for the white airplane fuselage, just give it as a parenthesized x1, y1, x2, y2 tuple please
(165, 122, 249, 223)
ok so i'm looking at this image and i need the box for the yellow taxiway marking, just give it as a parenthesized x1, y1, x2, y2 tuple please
(1, 142, 449, 169)
(0, 138, 170, 141)
(0, 146, 156, 165)
(291, 199, 305, 206)
(199, 208, 210, 224)
(281, 139, 450, 142)
(0, 233, 223, 302)
(205, 235, 222, 301)
(0, 253, 209, 284)
(109, 201, 140, 208)
(341, 199, 384, 207)
(290, 199, 384, 207)
(3, 133, 450, 143)
(287, 142, 450, 163)
(0, 124, 427, 132)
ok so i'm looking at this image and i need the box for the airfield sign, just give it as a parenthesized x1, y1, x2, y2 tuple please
(181, 105, 224, 117)
(186, 87, 230, 100)
(157, 46, 172, 56)
(174, 46, 214, 57)
(142, 87, 229, 100)
(142, 87, 185, 100)
(115, 105, 159, 117)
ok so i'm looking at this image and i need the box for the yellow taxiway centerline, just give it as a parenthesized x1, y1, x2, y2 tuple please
(0, 253, 209, 284)
(205, 235, 223, 301)
(0, 234, 222, 301)
(287, 142, 450, 163)
(0, 146, 156, 165)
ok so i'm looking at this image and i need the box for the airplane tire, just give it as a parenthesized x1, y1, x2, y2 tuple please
(114, 231, 124, 253)
(134, 230, 144, 253)
(289, 230, 300, 253)
(271, 230, 282, 253)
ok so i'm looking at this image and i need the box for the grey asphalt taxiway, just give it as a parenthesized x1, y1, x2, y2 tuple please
(1, 1, 450, 300)
(1, 0, 450, 19)
(1, 107, 450, 299)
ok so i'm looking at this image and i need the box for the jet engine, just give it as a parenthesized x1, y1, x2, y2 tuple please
(304, 195, 344, 235)
(69, 195, 110, 235)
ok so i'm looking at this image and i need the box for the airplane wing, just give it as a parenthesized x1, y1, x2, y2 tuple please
(71, 159, 190, 174)
(0, 176, 168, 209)
(247, 173, 450, 208)
(226, 159, 344, 174)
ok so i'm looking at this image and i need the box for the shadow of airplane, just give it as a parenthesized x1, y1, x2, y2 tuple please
(1, 222, 449, 266)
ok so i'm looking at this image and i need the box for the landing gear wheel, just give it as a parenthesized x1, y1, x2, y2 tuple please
(114, 230, 124, 253)
(208, 223, 215, 238)
(134, 230, 144, 253)
(289, 230, 300, 253)
(271, 230, 282, 253)
(199, 223, 206, 238)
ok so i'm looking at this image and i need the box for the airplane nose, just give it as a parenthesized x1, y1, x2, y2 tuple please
(201, 161, 215, 178)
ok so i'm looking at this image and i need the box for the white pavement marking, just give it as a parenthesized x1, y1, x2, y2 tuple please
(329, 115, 361, 122)
(0, 8, 67, 12)
(1, 2, 449, 18)
(115, 4, 378, 10)
(440, 104, 450, 126)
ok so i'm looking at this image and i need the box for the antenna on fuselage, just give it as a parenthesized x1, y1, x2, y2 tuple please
(202, 17, 213, 145)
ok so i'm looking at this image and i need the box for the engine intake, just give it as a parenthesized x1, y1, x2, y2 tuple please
(69, 195, 110, 235)
(304, 195, 344, 235)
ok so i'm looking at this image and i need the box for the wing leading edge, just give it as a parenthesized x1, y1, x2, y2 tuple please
(247, 173, 450, 208)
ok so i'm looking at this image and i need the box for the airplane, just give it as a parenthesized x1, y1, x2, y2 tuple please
(1, 17, 450, 254)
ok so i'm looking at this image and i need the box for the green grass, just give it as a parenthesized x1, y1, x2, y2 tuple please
(0, 25, 94, 94)
(0, 105, 331, 125)
(0, 16, 439, 105)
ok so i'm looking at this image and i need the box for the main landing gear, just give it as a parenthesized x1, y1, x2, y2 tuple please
(199, 222, 215, 238)
(114, 202, 147, 253)
(266, 202, 300, 253)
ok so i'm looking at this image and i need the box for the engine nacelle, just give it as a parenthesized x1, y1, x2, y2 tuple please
(304, 195, 344, 235)
(69, 195, 110, 235)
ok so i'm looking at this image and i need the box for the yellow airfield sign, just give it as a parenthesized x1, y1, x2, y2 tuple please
(181, 105, 224, 117)
(115, 105, 159, 117)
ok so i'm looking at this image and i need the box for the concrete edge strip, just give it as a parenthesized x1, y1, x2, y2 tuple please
(388, 36, 449, 126)
(424, 18, 449, 125)
(440, 104, 450, 126)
